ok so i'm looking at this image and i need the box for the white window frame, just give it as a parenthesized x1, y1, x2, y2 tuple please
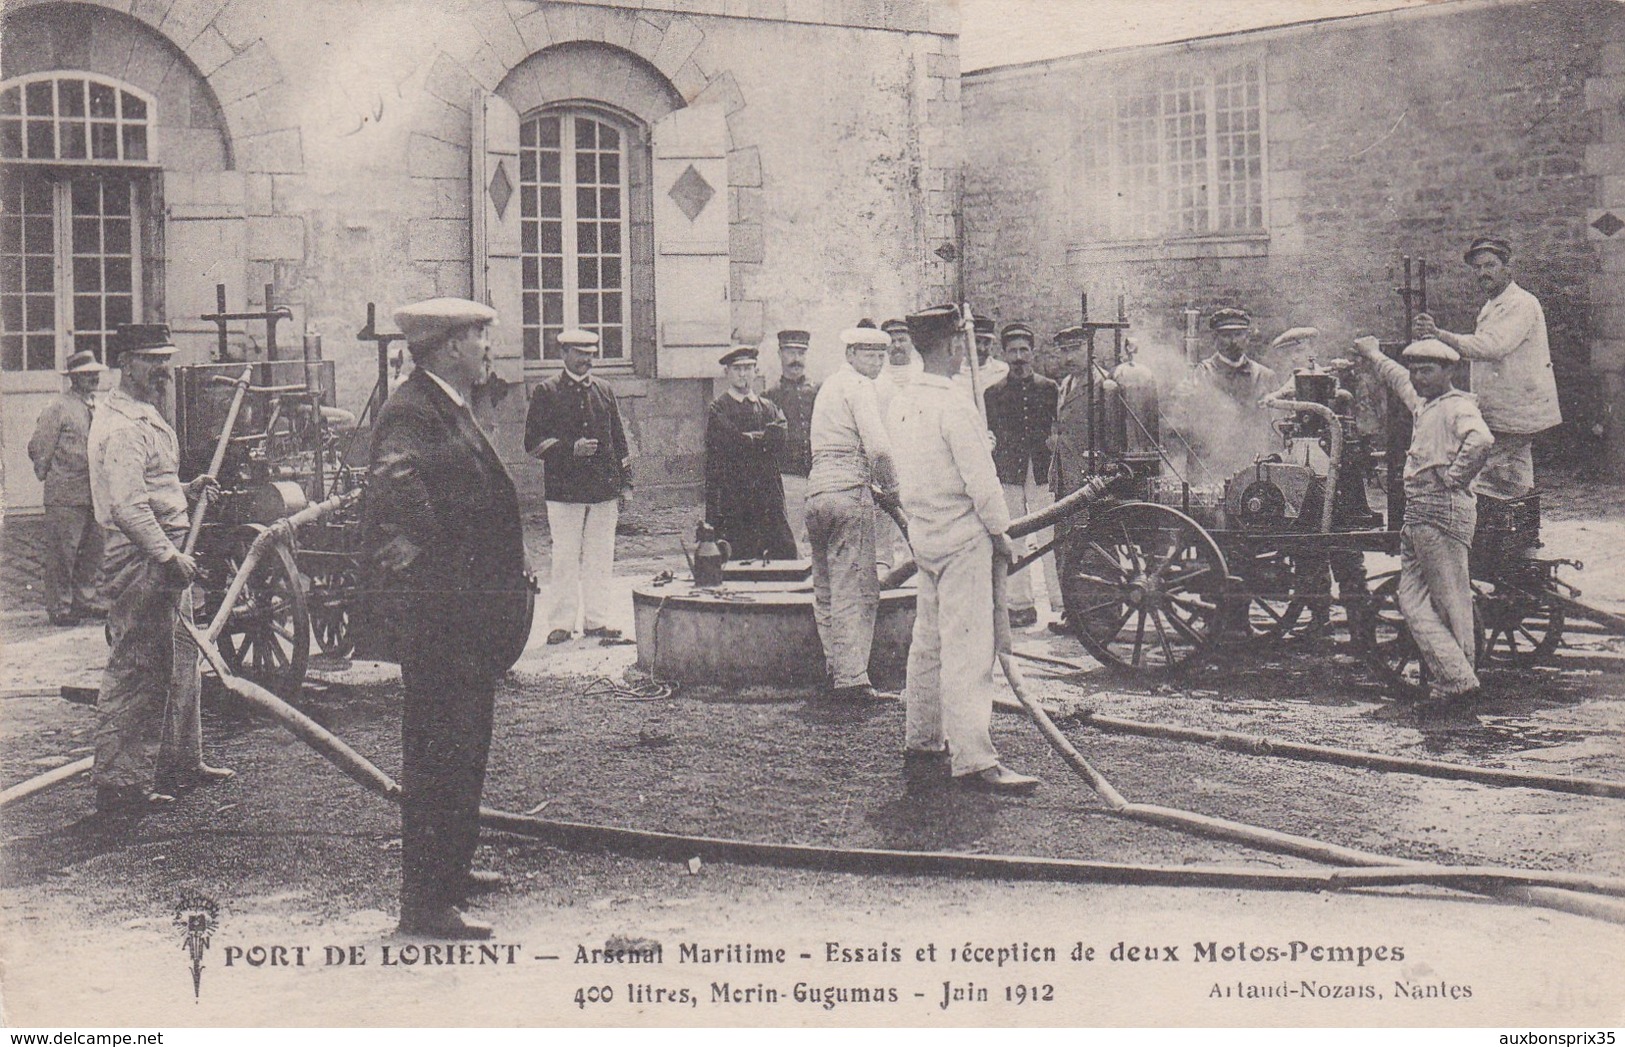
(518, 102, 635, 374)
(0, 71, 158, 166)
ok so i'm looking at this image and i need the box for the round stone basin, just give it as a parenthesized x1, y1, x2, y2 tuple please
(632, 578, 917, 685)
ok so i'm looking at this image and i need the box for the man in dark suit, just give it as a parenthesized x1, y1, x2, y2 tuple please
(361, 298, 529, 940)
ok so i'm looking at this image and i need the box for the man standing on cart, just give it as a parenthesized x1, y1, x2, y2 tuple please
(88, 324, 234, 816)
(1354, 335, 1493, 709)
(1414, 237, 1559, 502)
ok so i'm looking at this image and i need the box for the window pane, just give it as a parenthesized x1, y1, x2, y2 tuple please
(59, 79, 85, 117)
(520, 183, 536, 218)
(540, 221, 561, 254)
(23, 174, 51, 212)
(601, 257, 620, 289)
(601, 223, 620, 254)
(121, 91, 146, 120)
(576, 152, 596, 184)
(26, 293, 54, 330)
(539, 151, 560, 183)
(74, 256, 101, 291)
(539, 186, 560, 216)
(576, 117, 595, 148)
(91, 122, 117, 159)
(74, 218, 100, 253)
(0, 88, 18, 116)
(576, 187, 597, 218)
(520, 120, 536, 147)
(26, 120, 54, 158)
(537, 116, 559, 148)
(25, 255, 52, 291)
(72, 180, 98, 213)
(60, 122, 86, 158)
(0, 121, 21, 158)
(600, 152, 619, 184)
(523, 326, 539, 360)
(599, 125, 618, 149)
(0, 218, 18, 253)
(105, 294, 131, 327)
(1, 334, 22, 371)
(602, 326, 622, 357)
(104, 219, 131, 254)
(578, 256, 597, 290)
(1, 297, 22, 333)
(519, 149, 535, 182)
(104, 256, 131, 293)
(25, 217, 53, 253)
(26, 334, 54, 370)
(540, 257, 562, 289)
(600, 189, 620, 219)
(578, 294, 598, 323)
(122, 125, 147, 161)
(88, 82, 116, 118)
(602, 292, 621, 324)
(0, 257, 19, 293)
(578, 222, 597, 253)
(75, 294, 102, 331)
(522, 292, 538, 325)
(25, 81, 55, 116)
(522, 256, 537, 287)
(542, 292, 562, 325)
(521, 221, 537, 253)
(75, 332, 102, 356)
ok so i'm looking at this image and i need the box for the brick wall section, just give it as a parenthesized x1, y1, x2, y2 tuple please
(963, 0, 1622, 470)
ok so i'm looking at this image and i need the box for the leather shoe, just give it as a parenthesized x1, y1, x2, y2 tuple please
(1047, 619, 1072, 637)
(546, 629, 573, 645)
(956, 764, 1040, 795)
(831, 684, 889, 702)
(465, 869, 506, 894)
(583, 626, 622, 639)
(157, 764, 236, 795)
(1008, 607, 1038, 629)
(398, 907, 494, 940)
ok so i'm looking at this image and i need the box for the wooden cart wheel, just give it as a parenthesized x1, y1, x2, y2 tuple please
(204, 533, 310, 700)
(1060, 502, 1229, 672)
(1362, 569, 1484, 699)
(1475, 580, 1564, 666)
(307, 565, 357, 658)
(1234, 548, 1309, 641)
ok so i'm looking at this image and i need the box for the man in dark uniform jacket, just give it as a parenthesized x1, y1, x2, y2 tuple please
(705, 345, 797, 560)
(361, 298, 528, 941)
(762, 329, 816, 555)
(985, 321, 1060, 628)
(523, 329, 632, 645)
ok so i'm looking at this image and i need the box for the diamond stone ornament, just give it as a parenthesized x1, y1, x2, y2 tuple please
(669, 164, 714, 222)
(488, 159, 513, 220)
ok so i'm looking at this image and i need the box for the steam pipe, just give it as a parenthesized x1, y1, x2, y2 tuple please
(1261, 397, 1342, 534)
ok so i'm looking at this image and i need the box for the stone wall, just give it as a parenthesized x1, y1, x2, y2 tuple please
(2, 0, 961, 508)
(962, 0, 1623, 474)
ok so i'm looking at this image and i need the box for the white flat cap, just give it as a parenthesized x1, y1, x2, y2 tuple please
(392, 298, 497, 344)
(1401, 338, 1460, 363)
(841, 327, 891, 347)
(1269, 326, 1319, 351)
(557, 328, 600, 350)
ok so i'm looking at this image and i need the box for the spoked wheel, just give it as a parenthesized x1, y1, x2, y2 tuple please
(307, 565, 358, 658)
(1060, 502, 1229, 672)
(200, 530, 310, 700)
(1235, 548, 1309, 641)
(1361, 569, 1483, 699)
(1475, 580, 1564, 666)
(1359, 569, 1426, 699)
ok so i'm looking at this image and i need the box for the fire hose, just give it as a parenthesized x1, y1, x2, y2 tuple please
(11, 484, 1625, 923)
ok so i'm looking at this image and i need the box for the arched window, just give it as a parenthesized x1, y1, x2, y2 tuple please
(0, 73, 155, 371)
(518, 106, 637, 366)
(0, 73, 155, 162)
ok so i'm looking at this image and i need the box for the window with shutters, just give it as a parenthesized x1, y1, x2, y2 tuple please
(1077, 59, 1266, 243)
(518, 106, 643, 369)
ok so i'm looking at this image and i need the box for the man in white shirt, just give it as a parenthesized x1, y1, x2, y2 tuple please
(873, 318, 921, 572)
(1415, 237, 1560, 500)
(806, 326, 898, 700)
(889, 305, 1038, 795)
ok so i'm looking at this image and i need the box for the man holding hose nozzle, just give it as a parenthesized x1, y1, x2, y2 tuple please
(888, 305, 1039, 795)
(1353, 335, 1493, 711)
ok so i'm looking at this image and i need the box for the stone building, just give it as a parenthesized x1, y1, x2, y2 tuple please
(0, 0, 963, 511)
(962, 0, 1625, 475)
